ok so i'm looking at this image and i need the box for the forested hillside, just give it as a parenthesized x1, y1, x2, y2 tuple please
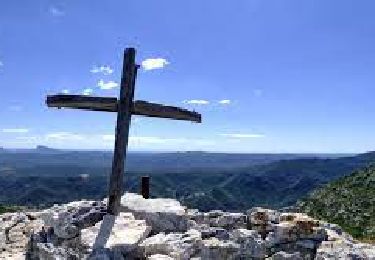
(299, 165, 375, 242)
(0, 149, 374, 212)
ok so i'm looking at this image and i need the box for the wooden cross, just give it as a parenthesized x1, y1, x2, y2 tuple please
(46, 48, 202, 215)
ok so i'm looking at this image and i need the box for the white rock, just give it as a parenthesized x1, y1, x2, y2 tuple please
(40, 200, 106, 239)
(36, 242, 73, 260)
(0, 212, 43, 258)
(199, 237, 240, 260)
(272, 251, 303, 259)
(140, 229, 201, 260)
(120, 193, 188, 233)
(148, 254, 174, 260)
(231, 229, 267, 258)
(316, 240, 375, 260)
(80, 212, 151, 257)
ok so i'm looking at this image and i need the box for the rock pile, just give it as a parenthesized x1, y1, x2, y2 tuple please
(0, 193, 374, 259)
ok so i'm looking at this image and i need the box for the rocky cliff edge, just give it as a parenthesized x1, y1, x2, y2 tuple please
(0, 193, 374, 259)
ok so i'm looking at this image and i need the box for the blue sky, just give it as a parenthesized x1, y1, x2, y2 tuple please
(1, 0, 375, 153)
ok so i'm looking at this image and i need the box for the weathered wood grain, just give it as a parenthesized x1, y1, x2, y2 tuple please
(46, 95, 201, 122)
(107, 48, 137, 215)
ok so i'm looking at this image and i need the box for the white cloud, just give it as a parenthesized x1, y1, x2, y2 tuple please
(220, 133, 265, 138)
(183, 100, 210, 105)
(61, 89, 70, 94)
(49, 6, 64, 17)
(2, 128, 29, 134)
(2, 128, 29, 133)
(15, 136, 39, 143)
(218, 99, 231, 105)
(90, 65, 113, 75)
(101, 135, 187, 144)
(45, 132, 84, 141)
(0, 61, 3, 67)
(3, 132, 215, 150)
(98, 80, 119, 90)
(101, 135, 215, 147)
(82, 88, 93, 96)
(141, 58, 169, 71)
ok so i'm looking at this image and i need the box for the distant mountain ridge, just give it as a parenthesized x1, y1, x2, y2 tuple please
(0, 148, 344, 173)
(0, 150, 375, 212)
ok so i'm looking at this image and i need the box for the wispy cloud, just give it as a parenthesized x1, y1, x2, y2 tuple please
(3, 131, 215, 149)
(45, 132, 84, 141)
(98, 80, 119, 90)
(61, 89, 70, 94)
(183, 99, 210, 105)
(218, 99, 231, 105)
(220, 133, 265, 138)
(101, 135, 187, 144)
(2, 128, 29, 133)
(90, 65, 113, 75)
(49, 6, 64, 17)
(82, 88, 93, 96)
(141, 58, 169, 71)
(0, 60, 3, 67)
(101, 134, 214, 147)
(15, 136, 39, 143)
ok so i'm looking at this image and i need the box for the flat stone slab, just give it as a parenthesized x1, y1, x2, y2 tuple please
(80, 212, 151, 256)
(120, 193, 188, 233)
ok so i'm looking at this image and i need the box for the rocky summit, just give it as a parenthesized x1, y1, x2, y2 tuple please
(0, 193, 374, 260)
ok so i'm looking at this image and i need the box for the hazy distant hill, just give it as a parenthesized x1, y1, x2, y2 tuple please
(0, 149, 373, 211)
(298, 165, 375, 242)
(0, 148, 332, 173)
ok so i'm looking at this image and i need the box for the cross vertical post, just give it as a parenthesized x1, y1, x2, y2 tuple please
(107, 48, 138, 215)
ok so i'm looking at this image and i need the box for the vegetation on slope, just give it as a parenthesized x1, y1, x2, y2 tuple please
(0, 205, 20, 214)
(0, 150, 374, 211)
(299, 165, 375, 242)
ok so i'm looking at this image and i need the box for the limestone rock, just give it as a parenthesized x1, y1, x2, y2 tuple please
(231, 228, 267, 258)
(199, 237, 240, 260)
(80, 212, 151, 257)
(35, 242, 79, 260)
(120, 193, 188, 233)
(148, 254, 174, 260)
(271, 251, 303, 260)
(189, 210, 247, 230)
(40, 200, 107, 239)
(140, 229, 201, 259)
(316, 240, 375, 260)
(1, 194, 374, 259)
(248, 207, 280, 226)
(0, 212, 43, 260)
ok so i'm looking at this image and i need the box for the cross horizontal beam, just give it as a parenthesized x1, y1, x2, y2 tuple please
(46, 94, 202, 123)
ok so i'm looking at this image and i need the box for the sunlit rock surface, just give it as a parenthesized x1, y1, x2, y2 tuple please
(0, 193, 373, 259)
(80, 213, 151, 258)
(120, 193, 188, 233)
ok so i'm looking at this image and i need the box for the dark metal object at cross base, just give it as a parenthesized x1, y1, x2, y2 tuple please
(141, 176, 150, 199)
